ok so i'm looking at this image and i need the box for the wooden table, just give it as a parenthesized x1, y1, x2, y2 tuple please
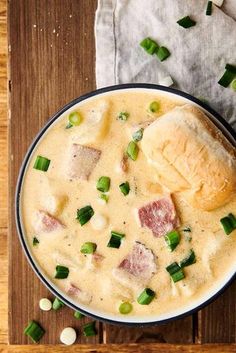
(0, 0, 235, 351)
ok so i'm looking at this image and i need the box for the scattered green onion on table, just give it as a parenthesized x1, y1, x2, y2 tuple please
(74, 311, 85, 319)
(83, 321, 97, 337)
(218, 64, 236, 87)
(24, 320, 45, 343)
(206, 1, 213, 15)
(52, 297, 65, 310)
(156, 46, 171, 61)
(140, 37, 159, 55)
(177, 16, 196, 28)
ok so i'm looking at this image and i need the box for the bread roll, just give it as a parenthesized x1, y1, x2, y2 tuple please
(141, 104, 236, 211)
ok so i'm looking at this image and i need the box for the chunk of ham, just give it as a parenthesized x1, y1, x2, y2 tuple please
(112, 242, 157, 289)
(67, 143, 101, 180)
(67, 283, 92, 304)
(34, 210, 64, 233)
(138, 195, 180, 237)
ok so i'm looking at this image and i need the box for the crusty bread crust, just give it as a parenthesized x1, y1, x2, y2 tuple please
(182, 104, 236, 159)
(141, 104, 236, 211)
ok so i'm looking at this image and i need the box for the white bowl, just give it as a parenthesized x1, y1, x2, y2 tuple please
(15, 84, 236, 326)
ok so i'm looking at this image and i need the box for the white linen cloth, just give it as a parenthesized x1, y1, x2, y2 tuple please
(95, 0, 236, 128)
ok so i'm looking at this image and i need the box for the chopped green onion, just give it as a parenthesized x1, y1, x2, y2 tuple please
(68, 111, 82, 126)
(177, 16, 196, 28)
(156, 46, 171, 62)
(76, 205, 94, 226)
(80, 242, 97, 254)
(132, 128, 144, 142)
(218, 70, 235, 88)
(96, 176, 110, 192)
(33, 237, 39, 246)
(33, 155, 51, 172)
(164, 230, 180, 251)
(166, 262, 180, 275)
(74, 311, 84, 319)
(119, 302, 133, 314)
(100, 193, 109, 203)
(83, 321, 97, 337)
(118, 111, 129, 121)
(171, 270, 185, 283)
(220, 213, 236, 235)
(149, 101, 160, 113)
(24, 320, 45, 343)
(107, 231, 125, 248)
(55, 265, 69, 279)
(140, 37, 159, 55)
(231, 79, 236, 91)
(228, 213, 236, 228)
(127, 141, 139, 161)
(137, 288, 155, 305)
(119, 181, 130, 196)
(179, 249, 196, 268)
(52, 297, 65, 310)
(66, 122, 73, 129)
(225, 64, 236, 74)
(166, 262, 185, 283)
(206, 1, 212, 15)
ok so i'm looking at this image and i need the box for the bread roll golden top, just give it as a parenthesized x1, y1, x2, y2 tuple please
(141, 104, 236, 211)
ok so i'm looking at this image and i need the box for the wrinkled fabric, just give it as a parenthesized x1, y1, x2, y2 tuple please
(95, 0, 236, 128)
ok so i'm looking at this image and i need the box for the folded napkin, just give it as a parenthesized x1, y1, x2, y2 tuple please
(95, 0, 236, 129)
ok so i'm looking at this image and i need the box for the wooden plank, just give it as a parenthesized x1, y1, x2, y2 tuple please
(8, 0, 100, 344)
(0, 344, 235, 353)
(199, 281, 236, 343)
(0, 229, 8, 345)
(105, 316, 193, 344)
(0, 0, 7, 232)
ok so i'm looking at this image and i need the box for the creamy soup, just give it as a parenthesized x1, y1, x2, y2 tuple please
(21, 90, 236, 319)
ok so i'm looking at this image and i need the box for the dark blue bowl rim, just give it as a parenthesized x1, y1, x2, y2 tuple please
(15, 83, 236, 327)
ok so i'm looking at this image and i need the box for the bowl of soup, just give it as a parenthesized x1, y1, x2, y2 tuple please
(16, 84, 236, 325)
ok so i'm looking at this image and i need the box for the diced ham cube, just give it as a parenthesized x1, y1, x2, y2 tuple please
(138, 196, 180, 237)
(112, 242, 157, 289)
(67, 283, 92, 304)
(34, 210, 64, 233)
(67, 143, 101, 180)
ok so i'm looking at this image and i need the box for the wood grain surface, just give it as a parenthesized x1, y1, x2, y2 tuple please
(0, 344, 235, 353)
(0, 0, 234, 350)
